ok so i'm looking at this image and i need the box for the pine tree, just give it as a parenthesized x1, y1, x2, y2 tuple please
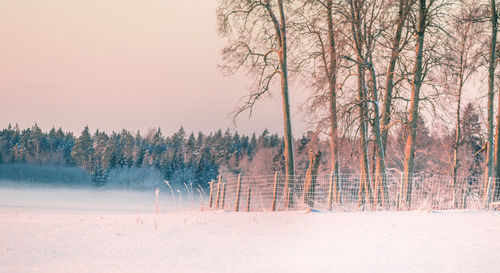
(71, 126, 93, 171)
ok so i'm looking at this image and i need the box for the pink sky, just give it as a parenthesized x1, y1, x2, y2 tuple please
(0, 0, 305, 136)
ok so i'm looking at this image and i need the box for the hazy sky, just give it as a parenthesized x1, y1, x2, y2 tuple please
(0, 0, 306, 136)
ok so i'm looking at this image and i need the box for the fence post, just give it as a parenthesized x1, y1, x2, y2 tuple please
(396, 193, 401, 211)
(397, 173, 404, 211)
(461, 183, 467, 209)
(328, 171, 334, 210)
(492, 177, 497, 203)
(339, 177, 343, 205)
(235, 173, 242, 212)
(208, 180, 214, 209)
(215, 174, 222, 208)
(221, 182, 226, 210)
(485, 177, 493, 207)
(285, 187, 291, 210)
(246, 186, 251, 212)
(271, 171, 278, 212)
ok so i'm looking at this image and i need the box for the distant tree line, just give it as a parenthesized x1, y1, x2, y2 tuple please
(0, 106, 484, 187)
(0, 124, 284, 186)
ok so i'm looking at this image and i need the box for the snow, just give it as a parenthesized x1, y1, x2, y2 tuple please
(1, 187, 499, 273)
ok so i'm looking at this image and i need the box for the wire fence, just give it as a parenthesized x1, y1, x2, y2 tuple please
(200, 172, 500, 212)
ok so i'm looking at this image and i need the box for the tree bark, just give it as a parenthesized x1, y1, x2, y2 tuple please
(380, 0, 411, 149)
(452, 73, 463, 208)
(376, 0, 411, 208)
(403, 0, 427, 209)
(276, 0, 295, 207)
(485, 0, 497, 198)
(367, 63, 387, 208)
(490, 0, 499, 202)
(326, 0, 340, 204)
(349, 0, 374, 208)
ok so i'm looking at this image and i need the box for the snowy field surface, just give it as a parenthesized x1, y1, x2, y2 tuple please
(1, 187, 500, 273)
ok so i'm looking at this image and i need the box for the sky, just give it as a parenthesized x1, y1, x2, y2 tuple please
(0, 0, 306, 137)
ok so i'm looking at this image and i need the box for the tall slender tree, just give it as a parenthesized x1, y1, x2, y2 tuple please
(489, 0, 499, 202)
(443, 0, 483, 207)
(403, 0, 430, 208)
(375, 0, 413, 207)
(217, 0, 295, 206)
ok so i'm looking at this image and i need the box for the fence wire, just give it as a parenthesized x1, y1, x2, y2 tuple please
(200, 172, 499, 212)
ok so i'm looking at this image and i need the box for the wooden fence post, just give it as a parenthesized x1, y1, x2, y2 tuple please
(492, 178, 497, 203)
(221, 183, 226, 210)
(246, 186, 251, 212)
(328, 171, 334, 210)
(271, 171, 278, 212)
(397, 173, 404, 211)
(285, 188, 291, 210)
(485, 177, 493, 207)
(396, 193, 401, 211)
(461, 183, 467, 209)
(338, 177, 343, 205)
(215, 174, 222, 208)
(208, 180, 214, 209)
(235, 173, 242, 212)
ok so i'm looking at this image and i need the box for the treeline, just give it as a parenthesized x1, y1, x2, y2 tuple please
(0, 104, 484, 187)
(0, 124, 285, 186)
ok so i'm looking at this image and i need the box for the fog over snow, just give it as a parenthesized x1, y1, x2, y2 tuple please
(1, 186, 499, 273)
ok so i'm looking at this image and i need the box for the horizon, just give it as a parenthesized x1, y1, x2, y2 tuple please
(0, 122, 294, 138)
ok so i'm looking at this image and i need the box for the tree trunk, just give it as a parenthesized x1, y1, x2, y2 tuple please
(358, 62, 373, 208)
(327, 0, 340, 204)
(452, 75, 463, 208)
(380, 0, 410, 149)
(277, 0, 295, 208)
(403, 0, 427, 209)
(491, 0, 499, 202)
(367, 63, 387, 208)
(377, 0, 411, 208)
(349, 0, 374, 208)
(485, 0, 497, 199)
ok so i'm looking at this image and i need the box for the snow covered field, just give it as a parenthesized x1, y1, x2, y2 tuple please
(1, 187, 499, 273)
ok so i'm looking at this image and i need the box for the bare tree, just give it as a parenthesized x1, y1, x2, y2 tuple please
(442, 0, 484, 207)
(490, 0, 500, 202)
(343, 0, 391, 207)
(482, 0, 497, 201)
(403, 0, 432, 208)
(293, 0, 346, 206)
(375, 0, 413, 207)
(217, 0, 295, 206)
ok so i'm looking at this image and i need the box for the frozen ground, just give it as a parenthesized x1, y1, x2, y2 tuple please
(1, 187, 499, 273)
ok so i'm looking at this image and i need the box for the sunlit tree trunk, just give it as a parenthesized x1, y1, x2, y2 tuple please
(376, 0, 411, 207)
(326, 0, 340, 204)
(218, 0, 295, 206)
(273, 0, 295, 207)
(403, 0, 428, 208)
